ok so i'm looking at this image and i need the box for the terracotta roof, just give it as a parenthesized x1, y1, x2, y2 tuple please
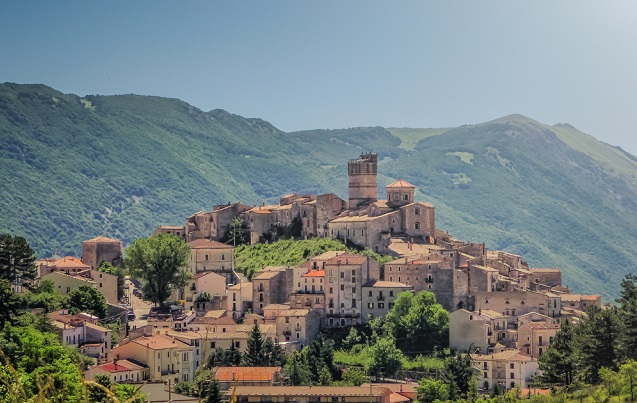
(560, 294, 581, 301)
(251, 209, 272, 214)
(213, 366, 281, 382)
(386, 179, 416, 189)
(166, 330, 202, 340)
(84, 236, 120, 244)
(253, 271, 284, 280)
(191, 316, 236, 325)
(132, 334, 192, 350)
(263, 304, 291, 310)
(157, 225, 185, 230)
(204, 310, 228, 318)
(236, 324, 276, 334)
(325, 254, 367, 266)
(228, 282, 251, 291)
(276, 309, 311, 317)
(192, 271, 222, 279)
(100, 359, 145, 373)
(188, 239, 233, 249)
(53, 256, 91, 268)
(525, 322, 560, 330)
(472, 349, 535, 362)
(229, 386, 391, 397)
(390, 393, 412, 403)
(581, 295, 600, 301)
(478, 310, 507, 319)
(302, 270, 324, 277)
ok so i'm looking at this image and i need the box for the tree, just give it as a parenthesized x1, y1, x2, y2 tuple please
(87, 374, 112, 402)
(367, 336, 403, 379)
(305, 335, 336, 384)
(417, 378, 449, 403)
(263, 337, 286, 367)
(113, 383, 145, 403)
(538, 319, 575, 386)
(620, 359, 637, 402)
(284, 351, 311, 386)
(98, 262, 125, 302)
(341, 367, 367, 386)
(242, 324, 267, 366)
(0, 280, 22, 328)
(342, 327, 362, 350)
(0, 234, 37, 289)
(384, 291, 449, 355)
(68, 285, 108, 318)
(223, 217, 250, 246)
(125, 233, 190, 308)
(618, 274, 637, 361)
(599, 367, 621, 402)
(442, 351, 476, 400)
(574, 306, 622, 384)
(23, 279, 69, 313)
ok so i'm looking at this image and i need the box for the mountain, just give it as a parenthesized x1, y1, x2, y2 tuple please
(1, 84, 636, 300)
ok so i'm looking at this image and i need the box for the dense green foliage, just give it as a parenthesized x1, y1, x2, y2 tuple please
(0, 234, 37, 288)
(173, 368, 223, 403)
(241, 324, 286, 367)
(125, 233, 190, 307)
(2, 85, 637, 299)
(68, 285, 108, 318)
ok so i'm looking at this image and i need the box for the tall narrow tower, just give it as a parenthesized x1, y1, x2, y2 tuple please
(348, 152, 378, 209)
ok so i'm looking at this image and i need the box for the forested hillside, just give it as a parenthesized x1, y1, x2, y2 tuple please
(2, 83, 636, 299)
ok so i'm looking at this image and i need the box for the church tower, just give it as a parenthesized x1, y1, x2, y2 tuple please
(348, 152, 378, 209)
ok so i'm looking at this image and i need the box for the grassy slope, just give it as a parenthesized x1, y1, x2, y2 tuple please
(1, 84, 636, 300)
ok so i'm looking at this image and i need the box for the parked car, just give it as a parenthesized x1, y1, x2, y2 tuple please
(133, 288, 142, 297)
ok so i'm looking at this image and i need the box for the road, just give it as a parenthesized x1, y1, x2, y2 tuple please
(124, 279, 154, 329)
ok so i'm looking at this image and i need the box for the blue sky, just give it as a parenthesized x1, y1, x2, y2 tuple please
(2, 1, 637, 154)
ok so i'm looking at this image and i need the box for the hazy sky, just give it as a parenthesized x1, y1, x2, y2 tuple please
(2, 1, 636, 154)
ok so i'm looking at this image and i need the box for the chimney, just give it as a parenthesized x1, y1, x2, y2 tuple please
(114, 358, 118, 367)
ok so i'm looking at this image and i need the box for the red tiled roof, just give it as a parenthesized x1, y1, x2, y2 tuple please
(188, 239, 233, 249)
(302, 270, 324, 277)
(100, 359, 145, 373)
(386, 179, 416, 189)
(53, 256, 90, 268)
(251, 209, 272, 214)
(325, 254, 367, 265)
(214, 366, 281, 382)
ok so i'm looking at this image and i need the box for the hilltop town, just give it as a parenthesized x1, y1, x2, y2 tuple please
(5, 152, 609, 401)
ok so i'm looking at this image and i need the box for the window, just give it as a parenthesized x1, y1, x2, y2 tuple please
(330, 287, 333, 293)
(235, 341, 240, 348)
(369, 291, 373, 297)
(404, 194, 409, 201)
(296, 332, 300, 339)
(352, 269, 355, 276)
(205, 254, 209, 261)
(352, 299, 357, 308)
(368, 303, 374, 309)
(415, 207, 420, 215)
(378, 303, 385, 309)
(510, 363, 514, 369)
(388, 303, 394, 309)
(341, 272, 344, 279)
(340, 284, 344, 291)
(511, 373, 515, 379)
(352, 287, 356, 293)
(415, 222, 420, 230)
(221, 254, 225, 260)
(389, 291, 394, 297)
(341, 303, 345, 308)
(286, 317, 290, 323)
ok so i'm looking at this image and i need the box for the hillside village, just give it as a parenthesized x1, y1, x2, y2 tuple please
(13, 152, 606, 402)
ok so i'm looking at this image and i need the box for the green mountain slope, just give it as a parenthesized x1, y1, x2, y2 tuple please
(1, 84, 635, 300)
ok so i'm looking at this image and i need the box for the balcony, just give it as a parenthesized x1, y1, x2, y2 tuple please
(283, 330, 291, 336)
(377, 295, 385, 301)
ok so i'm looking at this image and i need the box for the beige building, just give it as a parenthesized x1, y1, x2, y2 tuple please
(361, 280, 413, 321)
(85, 359, 148, 384)
(187, 239, 235, 284)
(180, 271, 226, 310)
(227, 386, 393, 403)
(559, 294, 602, 311)
(449, 309, 510, 354)
(275, 309, 321, 351)
(517, 313, 560, 358)
(187, 311, 237, 334)
(112, 334, 196, 383)
(42, 269, 118, 304)
(227, 282, 253, 320)
(474, 290, 561, 323)
(472, 350, 540, 391)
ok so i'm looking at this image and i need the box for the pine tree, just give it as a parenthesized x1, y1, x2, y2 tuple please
(538, 319, 575, 386)
(242, 324, 266, 366)
(284, 351, 311, 386)
(574, 306, 623, 384)
(0, 234, 37, 289)
(618, 274, 637, 361)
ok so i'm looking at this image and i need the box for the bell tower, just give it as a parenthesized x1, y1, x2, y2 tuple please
(348, 152, 378, 209)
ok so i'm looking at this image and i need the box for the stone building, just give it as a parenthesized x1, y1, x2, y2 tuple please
(252, 268, 288, 315)
(227, 282, 252, 320)
(361, 280, 413, 321)
(82, 236, 124, 269)
(472, 350, 540, 391)
(275, 308, 321, 351)
(187, 239, 235, 284)
(449, 309, 510, 354)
